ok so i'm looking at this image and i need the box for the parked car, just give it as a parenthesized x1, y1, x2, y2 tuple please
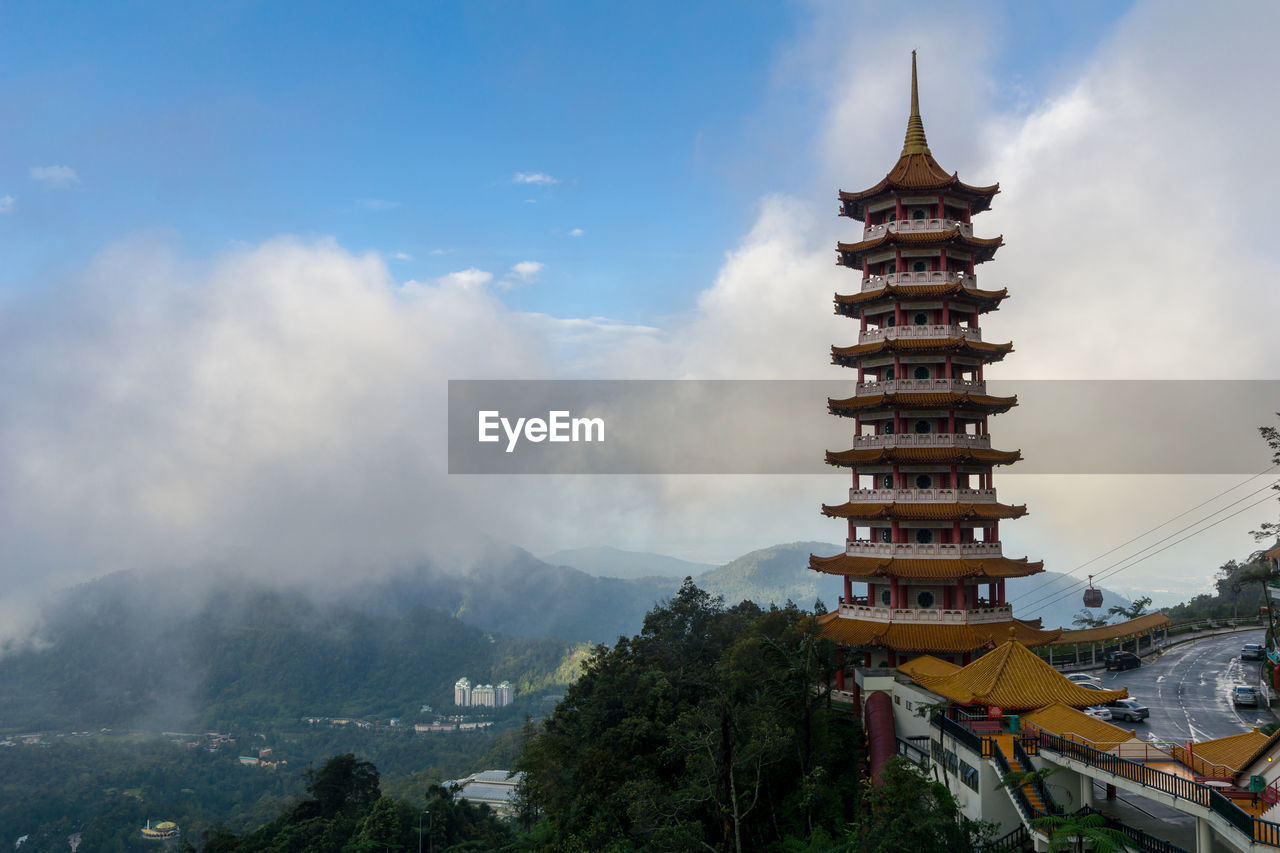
(1233, 686, 1260, 707)
(1104, 651, 1141, 671)
(1084, 706, 1113, 721)
(1077, 682, 1105, 691)
(1242, 643, 1265, 661)
(1067, 673, 1103, 686)
(1105, 698, 1149, 722)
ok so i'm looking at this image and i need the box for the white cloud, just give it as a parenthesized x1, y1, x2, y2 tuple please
(391, 251, 413, 261)
(0, 195, 13, 213)
(429, 267, 494, 291)
(0, 239, 557, 602)
(511, 261, 543, 281)
(3, 0, 1277, 614)
(356, 198, 399, 211)
(569, 228, 584, 237)
(494, 260, 544, 291)
(513, 172, 558, 185)
(28, 165, 80, 188)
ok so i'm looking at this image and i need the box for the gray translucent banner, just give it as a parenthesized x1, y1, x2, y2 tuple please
(447, 380, 1280, 475)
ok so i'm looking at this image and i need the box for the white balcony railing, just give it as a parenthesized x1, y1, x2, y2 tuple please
(848, 487, 998, 504)
(859, 270, 978, 292)
(845, 541, 1004, 558)
(862, 218, 973, 240)
(850, 433, 991, 450)
(835, 603, 1013, 624)
(858, 324, 982, 345)
(854, 378, 986, 395)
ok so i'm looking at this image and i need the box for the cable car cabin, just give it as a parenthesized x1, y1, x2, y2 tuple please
(1083, 586, 1103, 608)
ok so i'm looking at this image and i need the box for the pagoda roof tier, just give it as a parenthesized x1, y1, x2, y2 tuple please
(833, 337, 1012, 365)
(838, 174, 999, 222)
(826, 446, 1022, 467)
(820, 501, 1027, 522)
(808, 551, 1044, 579)
(835, 282, 1008, 313)
(836, 229, 1004, 268)
(837, 53, 998, 221)
(829, 391, 1017, 416)
(817, 612, 1060, 653)
(905, 634, 1129, 709)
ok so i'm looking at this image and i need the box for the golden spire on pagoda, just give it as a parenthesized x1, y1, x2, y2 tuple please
(901, 50, 932, 157)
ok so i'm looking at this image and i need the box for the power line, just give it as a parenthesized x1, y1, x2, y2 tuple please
(1019, 489, 1279, 619)
(1015, 481, 1278, 616)
(1008, 466, 1278, 607)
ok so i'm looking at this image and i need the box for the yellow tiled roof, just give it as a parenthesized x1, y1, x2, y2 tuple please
(1173, 730, 1272, 775)
(825, 447, 1023, 467)
(1022, 703, 1138, 748)
(816, 614, 1061, 653)
(896, 654, 962, 679)
(808, 552, 1045, 579)
(834, 282, 1008, 307)
(832, 337, 1013, 360)
(1054, 612, 1170, 644)
(836, 228, 1004, 256)
(909, 636, 1128, 709)
(819, 501, 1027, 521)
(1237, 726, 1280, 780)
(828, 392, 1017, 414)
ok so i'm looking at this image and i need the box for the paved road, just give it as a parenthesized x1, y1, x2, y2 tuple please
(1092, 629, 1276, 743)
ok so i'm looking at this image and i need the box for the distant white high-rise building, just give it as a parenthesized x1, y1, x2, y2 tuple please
(453, 677, 515, 708)
(471, 683, 497, 706)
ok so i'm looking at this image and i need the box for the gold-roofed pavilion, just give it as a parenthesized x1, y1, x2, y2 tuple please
(904, 636, 1128, 709)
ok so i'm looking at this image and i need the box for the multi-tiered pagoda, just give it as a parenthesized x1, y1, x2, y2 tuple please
(814, 53, 1059, 676)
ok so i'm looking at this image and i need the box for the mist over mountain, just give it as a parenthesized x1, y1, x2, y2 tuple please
(0, 540, 1140, 735)
(542, 545, 716, 579)
(0, 570, 580, 734)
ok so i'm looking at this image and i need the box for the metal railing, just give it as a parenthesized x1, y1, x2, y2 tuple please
(980, 824, 1031, 853)
(932, 712, 982, 754)
(1038, 730, 1280, 847)
(897, 736, 931, 768)
(992, 741, 1040, 824)
(1014, 738, 1059, 815)
(1074, 807, 1191, 853)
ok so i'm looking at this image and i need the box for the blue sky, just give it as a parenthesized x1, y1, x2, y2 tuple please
(2, 0, 1278, 617)
(1, 1, 1132, 322)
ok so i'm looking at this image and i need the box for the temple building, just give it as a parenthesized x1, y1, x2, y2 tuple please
(812, 51, 1057, 674)
(811, 55, 1279, 853)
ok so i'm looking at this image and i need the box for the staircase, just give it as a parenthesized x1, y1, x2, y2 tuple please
(993, 734, 1053, 820)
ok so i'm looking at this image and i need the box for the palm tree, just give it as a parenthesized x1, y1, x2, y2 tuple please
(1032, 811, 1129, 853)
(1107, 596, 1152, 621)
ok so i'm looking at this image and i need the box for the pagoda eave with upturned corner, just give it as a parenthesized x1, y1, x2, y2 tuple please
(811, 53, 1050, 675)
